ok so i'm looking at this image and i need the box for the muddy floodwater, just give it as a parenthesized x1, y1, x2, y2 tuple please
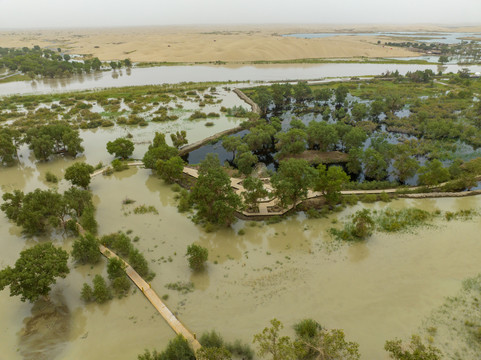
(1, 161, 481, 359)
(1, 77, 481, 359)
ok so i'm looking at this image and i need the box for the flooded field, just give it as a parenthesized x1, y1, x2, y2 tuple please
(1, 68, 481, 359)
(1, 157, 481, 359)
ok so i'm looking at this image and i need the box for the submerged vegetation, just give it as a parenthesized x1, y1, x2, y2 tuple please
(330, 207, 479, 242)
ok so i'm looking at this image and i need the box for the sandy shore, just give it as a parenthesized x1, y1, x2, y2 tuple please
(0, 24, 480, 63)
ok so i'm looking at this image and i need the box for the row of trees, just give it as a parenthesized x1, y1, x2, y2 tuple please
(138, 318, 440, 359)
(0, 122, 84, 163)
(0, 46, 132, 78)
(0, 46, 102, 78)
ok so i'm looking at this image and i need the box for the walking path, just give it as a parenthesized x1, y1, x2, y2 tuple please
(77, 221, 201, 353)
(98, 244, 202, 352)
(92, 162, 481, 217)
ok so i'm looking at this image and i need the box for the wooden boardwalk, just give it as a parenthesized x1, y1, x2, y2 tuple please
(98, 244, 202, 352)
(92, 162, 481, 218)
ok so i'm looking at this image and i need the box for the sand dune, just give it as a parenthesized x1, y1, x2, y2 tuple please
(0, 24, 479, 63)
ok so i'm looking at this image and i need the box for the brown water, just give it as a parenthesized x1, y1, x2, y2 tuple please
(1, 87, 481, 359)
(1, 63, 481, 96)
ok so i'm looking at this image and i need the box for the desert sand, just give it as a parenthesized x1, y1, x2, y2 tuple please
(0, 24, 480, 63)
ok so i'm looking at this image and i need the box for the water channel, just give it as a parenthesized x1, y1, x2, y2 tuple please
(1, 63, 481, 96)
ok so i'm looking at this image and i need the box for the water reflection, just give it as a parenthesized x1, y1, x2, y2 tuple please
(18, 293, 71, 360)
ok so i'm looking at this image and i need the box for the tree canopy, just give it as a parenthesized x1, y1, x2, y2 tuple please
(271, 159, 316, 208)
(190, 155, 242, 226)
(106, 138, 134, 159)
(64, 162, 95, 188)
(0, 242, 69, 302)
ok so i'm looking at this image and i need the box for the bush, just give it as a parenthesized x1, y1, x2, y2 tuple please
(92, 274, 112, 303)
(186, 244, 208, 271)
(45, 171, 58, 183)
(71, 233, 101, 265)
(112, 158, 129, 172)
(81, 283, 94, 302)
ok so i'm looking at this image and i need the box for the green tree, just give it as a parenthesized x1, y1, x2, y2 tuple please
(370, 99, 386, 120)
(418, 159, 450, 186)
(92, 274, 112, 303)
(64, 162, 95, 188)
(335, 85, 349, 104)
(438, 55, 449, 64)
(363, 148, 388, 181)
(393, 154, 419, 183)
(242, 176, 269, 211)
(138, 335, 195, 360)
(0, 243, 69, 302)
(306, 121, 339, 151)
(314, 88, 332, 103)
(106, 138, 134, 159)
(186, 244, 208, 271)
(128, 248, 151, 279)
(143, 132, 178, 169)
(222, 136, 243, 160)
(352, 209, 375, 239)
(190, 157, 242, 226)
(275, 128, 307, 157)
(170, 131, 188, 149)
(254, 87, 273, 116)
(253, 319, 296, 360)
(0, 129, 19, 165)
(351, 102, 368, 122)
(196, 347, 232, 360)
(235, 150, 258, 176)
(314, 165, 350, 207)
(342, 128, 367, 152)
(295, 327, 360, 360)
(244, 123, 276, 152)
(271, 159, 316, 208)
(107, 257, 126, 281)
(293, 81, 313, 103)
(1, 189, 68, 235)
(384, 335, 441, 360)
(71, 233, 101, 265)
(157, 156, 184, 183)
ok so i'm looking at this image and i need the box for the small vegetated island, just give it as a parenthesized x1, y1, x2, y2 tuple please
(1, 61, 481, 359)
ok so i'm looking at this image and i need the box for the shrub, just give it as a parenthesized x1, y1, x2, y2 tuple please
(71, 233, 101, 265)
(186, 244, 208, 271)
(45, 171, 58, 183)
(112, 159, 129, 172)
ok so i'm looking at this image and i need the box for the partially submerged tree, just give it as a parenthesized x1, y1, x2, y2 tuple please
(190, 155, 242, 227)
(253, 319, 296, 360)
(142, 132, 178, 169)
(314, 164, 350, 207)
(170, 131, 188, 149)
(156, 156, 184, 183)
(64, 162, 95, 188)
(71, 233, 101, 265)
(186, 244, 209, 271)
(271, 159, 316, 208)
(106, 137, 134, 159)
(0, 243, 69, 302)
(385, 334, 442, 360)
(1, 187, 96, 236)
(242, 176, 269, 212)
(138, 335, 195, 360)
